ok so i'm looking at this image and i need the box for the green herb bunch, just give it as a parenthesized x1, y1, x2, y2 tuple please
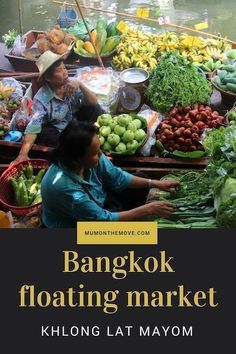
(145, 51, 212, 113)
(2, 29, 18, 48)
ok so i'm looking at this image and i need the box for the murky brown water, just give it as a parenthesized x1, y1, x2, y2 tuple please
(0, 0, 235, 41)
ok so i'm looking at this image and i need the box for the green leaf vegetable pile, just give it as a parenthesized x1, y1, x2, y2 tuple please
(145, 51, 212, 113)
(203, 126, 236, 227)
(154, 171, 216, 228)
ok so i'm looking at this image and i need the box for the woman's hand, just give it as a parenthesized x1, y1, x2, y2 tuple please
(148, 201, 176, 218)
(11, 153, 29, 165)
(66, 80, 80, 95)
(153, 179, 180, 192)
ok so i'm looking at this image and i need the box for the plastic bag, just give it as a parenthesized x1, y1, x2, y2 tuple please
(65, 19, 94, 40)
(137, 104, 162, 156)
(10, 96, 33, 132)
(76, 66, 123, 114)
(1, 77, 23, 100)
(11, 35, 26, 56)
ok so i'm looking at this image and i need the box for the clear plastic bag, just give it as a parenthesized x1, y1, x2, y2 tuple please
(10, 96, 33, 132)
(1, 77, 23, 100)
(137, 104, 163, 156)
(11, 35, 26, 56)
(75, 66, 123, 114)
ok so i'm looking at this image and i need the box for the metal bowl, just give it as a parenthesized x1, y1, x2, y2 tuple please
(120, 68, 149, 85)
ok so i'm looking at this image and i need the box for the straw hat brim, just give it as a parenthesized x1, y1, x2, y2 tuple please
(36, 50, 66, 79)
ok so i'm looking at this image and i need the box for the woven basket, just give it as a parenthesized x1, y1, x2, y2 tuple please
(57, 5, 78, 28)
(0, 159, 48, 216)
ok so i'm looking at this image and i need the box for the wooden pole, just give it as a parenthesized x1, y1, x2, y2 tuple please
(53, 0, 236, 46)
(18, 0, 24, 34)
(74, 0, 104, 68)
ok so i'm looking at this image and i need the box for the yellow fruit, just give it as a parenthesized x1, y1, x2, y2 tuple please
(76, 39, 84, 49)
(83, 41, 95, 54)
(90, 30, 97, 44)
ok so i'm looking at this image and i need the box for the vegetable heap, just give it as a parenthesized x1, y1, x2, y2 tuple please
(226, 106, 236, 125)
(212, 63, 236, 94)
(145, 51, 212, 113)
(10, 164, 46, 207)
(97, 113, 147, 155)
(7, 98, 21, 110)
(156, 104, 224, 153)
(155, 171, 216, 228)
(0, 119, 10, 138)
(203, 126, 236, 227)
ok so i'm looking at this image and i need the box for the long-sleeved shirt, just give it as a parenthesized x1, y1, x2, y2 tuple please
(41, 153, 133, 228)
(24, 82, 84, 134)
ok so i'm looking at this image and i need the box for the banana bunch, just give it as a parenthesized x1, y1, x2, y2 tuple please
(155, 32, 179, 51)
(0, 82, 16, 101)
(204, 37, 231, 51)
(203, 47, 225, 61)
(113, 29, 159, 71)
(113, 28, 232, 72)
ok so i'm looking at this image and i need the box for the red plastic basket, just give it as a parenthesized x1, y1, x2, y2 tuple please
(0, 159, 48, 216)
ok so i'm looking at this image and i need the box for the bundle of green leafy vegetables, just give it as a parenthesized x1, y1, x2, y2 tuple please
(145, 51, 212, 113)
(154, 171, 216, 228)
(203, 126, 236, 227)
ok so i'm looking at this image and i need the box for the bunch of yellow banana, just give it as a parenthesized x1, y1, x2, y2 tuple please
(203, 47, 225, 61)
(179, 34, 206, 50)
(154, 32, 179, 51)
(113, 29, 159, 71)
(112, 28, 232, 71)
(0, 82, 16, 100)
(204, 37, 231, 51)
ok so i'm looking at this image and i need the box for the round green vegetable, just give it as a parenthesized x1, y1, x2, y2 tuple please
(115, 142, 126, 153)
(107, 133, 120, 146)
(134, 129, 146, 142)
(98, 114, 113, 126)
(114, 124, 126, 136)
(127, 122, 137, 132)
(122, 130, 135, 143)
(132, 119, 142, 129)
(100, 126, 111, 137)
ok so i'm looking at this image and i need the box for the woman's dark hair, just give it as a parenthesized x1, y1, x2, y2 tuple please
(43, 59, 64, 80)
(51, 120, 98, 168)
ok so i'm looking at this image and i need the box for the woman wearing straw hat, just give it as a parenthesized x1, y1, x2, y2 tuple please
(15, 50, 100, 163)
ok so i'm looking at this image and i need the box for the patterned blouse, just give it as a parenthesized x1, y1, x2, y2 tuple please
(24, 82, 84, 135)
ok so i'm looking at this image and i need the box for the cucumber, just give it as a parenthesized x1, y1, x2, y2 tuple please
(223, 77, 236, 85)
(213, 76, 221, 86)
(222, 64, 236, 73)
(226, 83, 236, 93)
(218, 70, 228, 80)
(218, 84, 228, 91)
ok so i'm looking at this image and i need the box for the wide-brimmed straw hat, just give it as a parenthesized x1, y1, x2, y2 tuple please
(36, 50, 65, 78)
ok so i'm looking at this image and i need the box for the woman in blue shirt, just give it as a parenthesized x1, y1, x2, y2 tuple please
(41, 120, 180, 228)
(15, 51, 99, 163)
